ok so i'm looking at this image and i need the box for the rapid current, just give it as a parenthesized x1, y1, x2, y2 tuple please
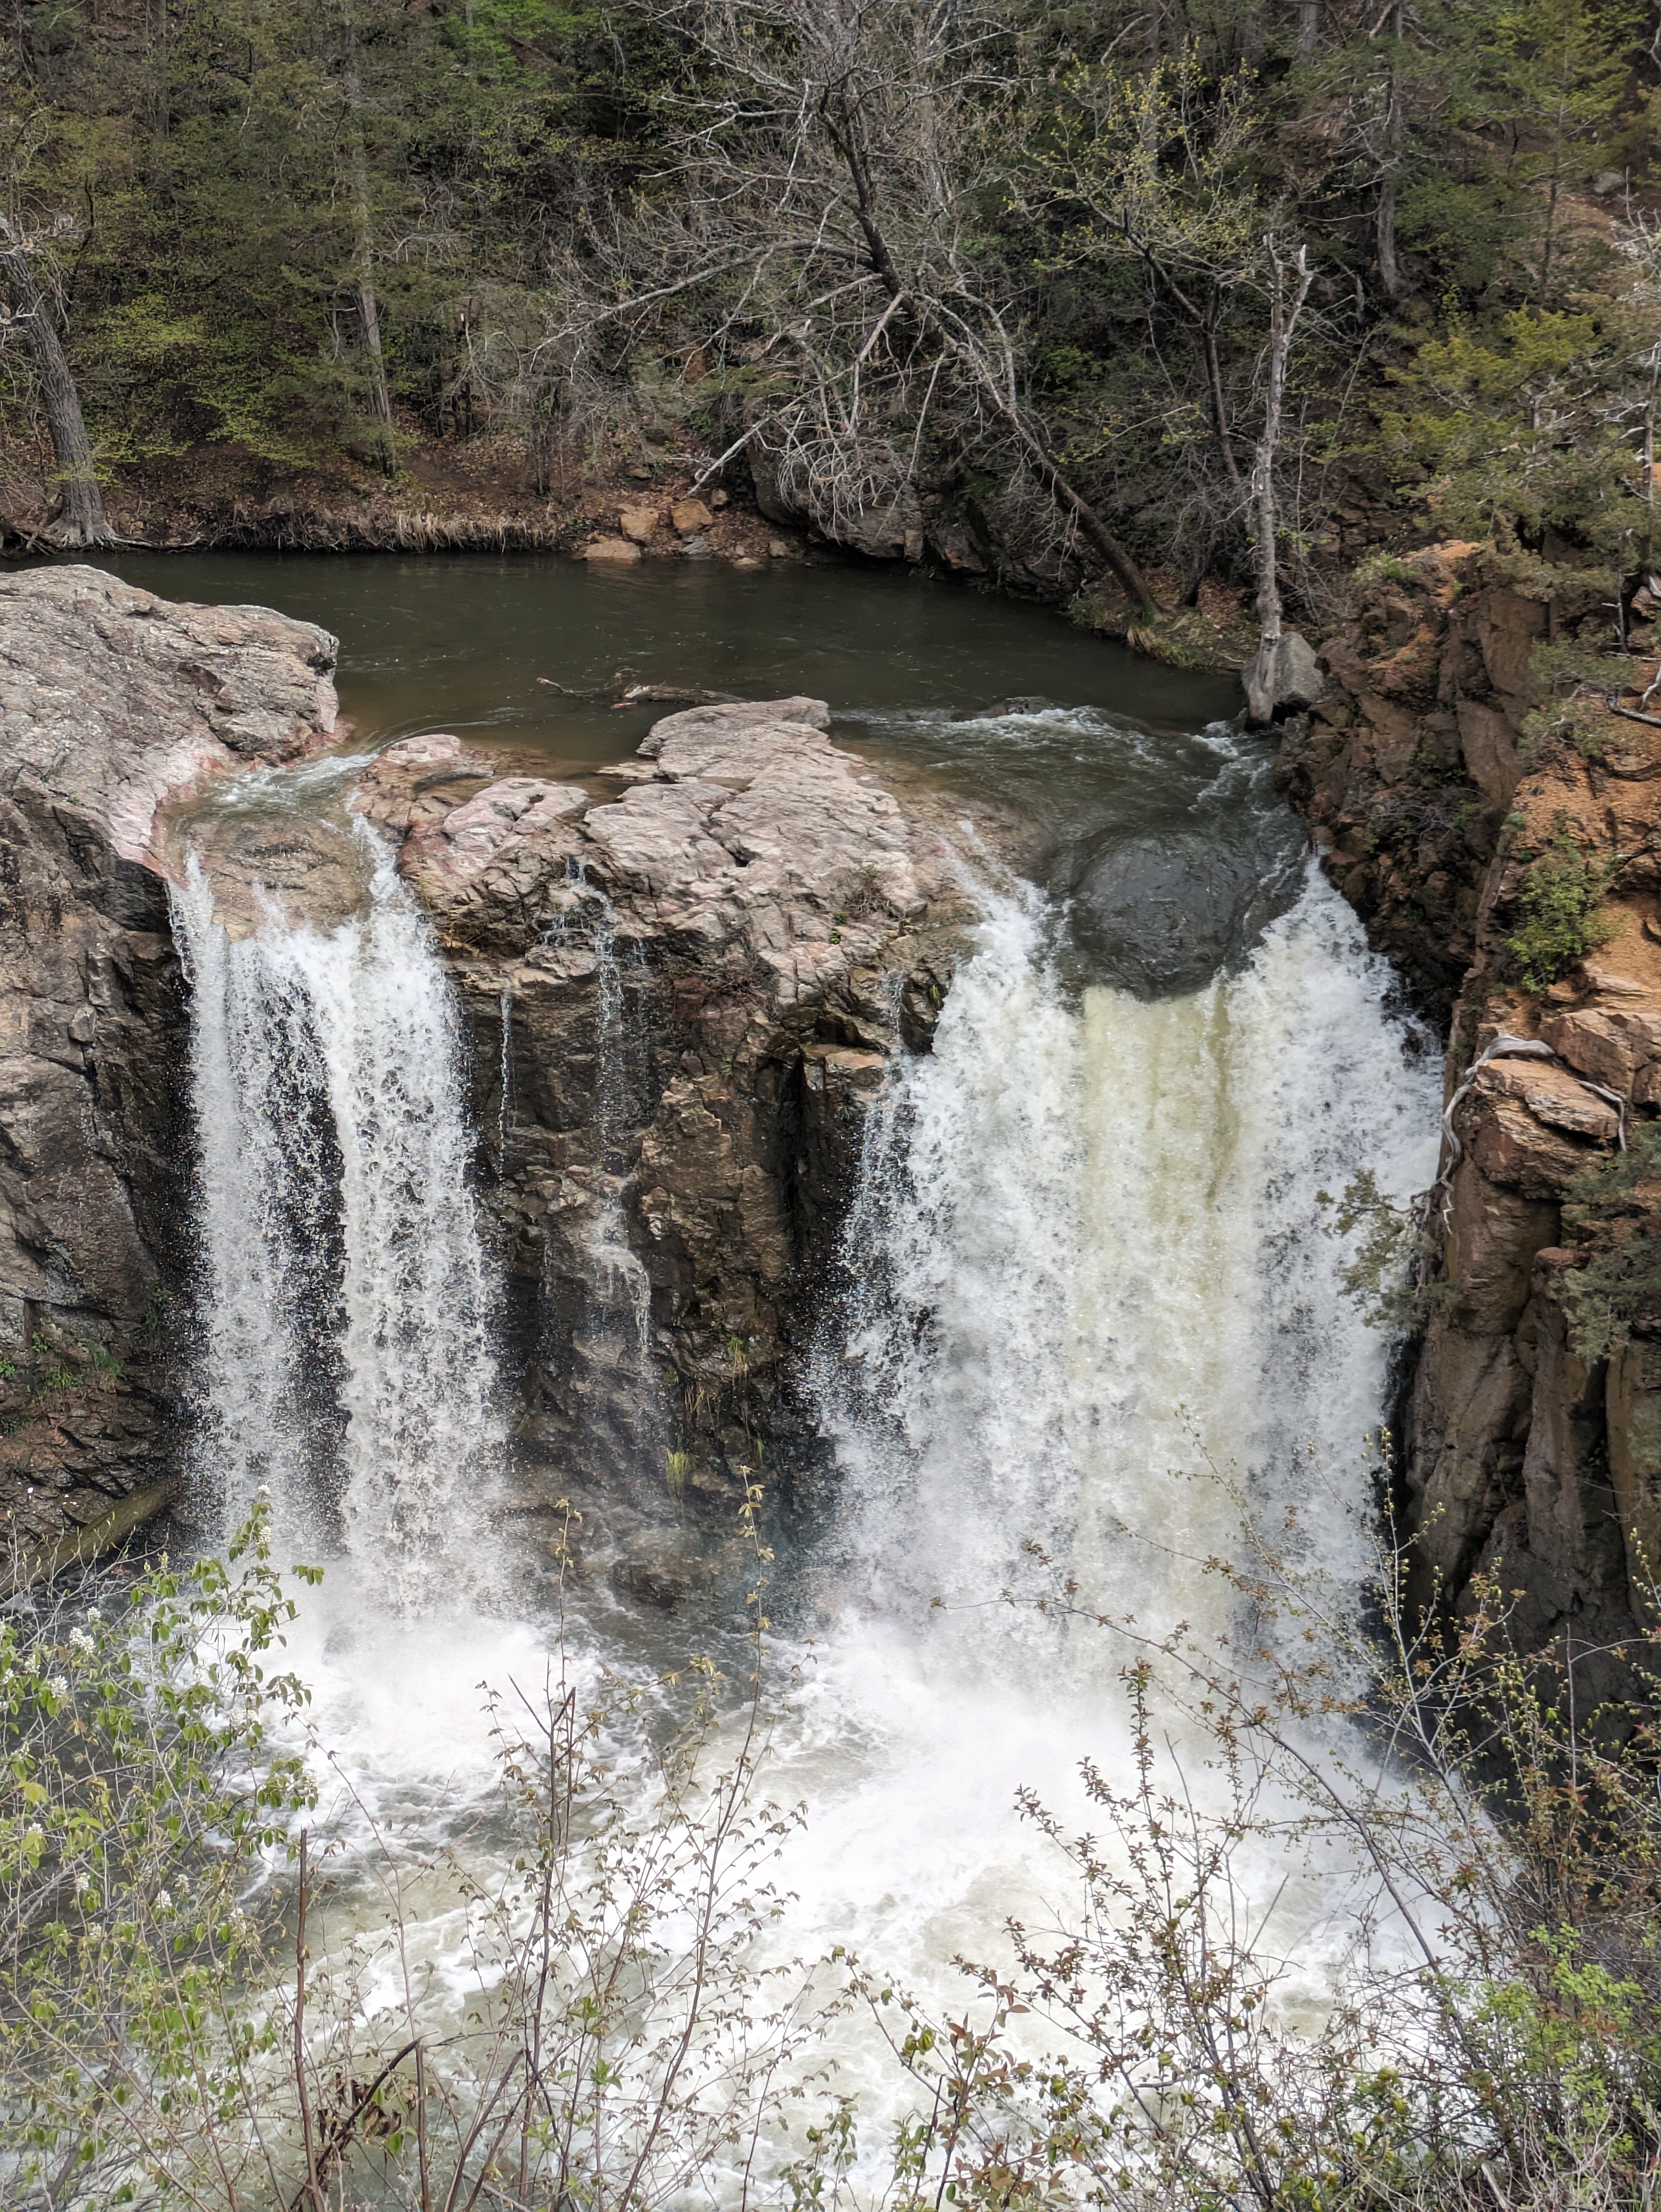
(124, 554, 1441, 2177)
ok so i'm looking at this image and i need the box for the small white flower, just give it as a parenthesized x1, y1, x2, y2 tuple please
(46, 1675, 68, 1698)
(154, 1889, 173, 1913)
(68, 1628, 94, 1655)
(84, 1608, 100, 1623)
(76, 1871, 93, 1894)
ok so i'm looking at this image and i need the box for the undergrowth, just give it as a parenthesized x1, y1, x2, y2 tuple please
(9, 1482, 1661, 2211)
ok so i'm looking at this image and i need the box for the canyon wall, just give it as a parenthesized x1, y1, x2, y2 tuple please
(1280, 547, 1661, 1677)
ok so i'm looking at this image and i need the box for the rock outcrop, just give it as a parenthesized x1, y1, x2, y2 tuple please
(0, 564, 340, 1574)
(1279, 544, 1661, 1677)
(353, 697, 994, 1517)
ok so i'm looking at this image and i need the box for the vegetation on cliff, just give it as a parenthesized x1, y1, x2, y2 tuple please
(1, 0, 1656, 641)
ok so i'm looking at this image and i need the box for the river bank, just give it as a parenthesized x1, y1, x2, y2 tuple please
(0, 429, 1263, 671)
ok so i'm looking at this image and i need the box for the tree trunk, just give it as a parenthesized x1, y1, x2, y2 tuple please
(1244, 240, 1314, 726)
(342, 20, 394, 473)
(1376, 1, 1404, 298)
(0, 219, 112, 547)
(1203, 321, 1243, 487)
(1376, 179, 1399, 300)
(1297, 3, 1319, 51)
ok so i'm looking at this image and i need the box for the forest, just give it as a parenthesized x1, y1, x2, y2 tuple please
(1, 0, 1656, 673)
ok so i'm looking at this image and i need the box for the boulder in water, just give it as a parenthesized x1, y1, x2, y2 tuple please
(1243, 630, 1325, 727)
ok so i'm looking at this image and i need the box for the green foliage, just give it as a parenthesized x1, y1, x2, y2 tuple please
(0, 0, 1656, 583)
(1382, 309, 1646, 550)
(1317, 1166, 1435, 1332)
(0, 1504, 315, 2205)
(1520, 639, 1639, 759)
(1561, 1121, 1661, 1359)
(1505, 812, 1618, 989)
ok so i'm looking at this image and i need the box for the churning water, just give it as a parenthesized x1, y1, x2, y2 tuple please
(170, 835, 502, 1612)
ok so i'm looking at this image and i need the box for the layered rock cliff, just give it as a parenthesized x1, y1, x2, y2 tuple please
(1280, 546, 1661, 1676)
(0, 565, 340, 1579)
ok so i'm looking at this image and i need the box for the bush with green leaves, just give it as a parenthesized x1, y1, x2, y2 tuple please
(1505, 814, 1618, 990)
(0, 1504, 316, 2208)
(1561, 1122, 1661, 1360)
(14, 1479, 1661, 2212)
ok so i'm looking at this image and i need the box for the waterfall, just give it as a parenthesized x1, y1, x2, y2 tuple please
(814, 865, 1439, 1636)
(171, 837, 502, 1608)
(764, 864, 1443, 2055)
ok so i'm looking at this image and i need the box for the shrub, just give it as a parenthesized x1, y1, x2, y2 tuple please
(1561, 1122, 1661, 1360)
(1504, 813, 1617, 989)
(0, 1504, 316, 2208)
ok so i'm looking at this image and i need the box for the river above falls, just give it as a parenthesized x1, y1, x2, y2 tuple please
(93, 550, 1292, 995)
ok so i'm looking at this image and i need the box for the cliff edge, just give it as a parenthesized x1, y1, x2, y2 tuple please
(1281, 546, 1661, 1681)
(0, 564, 340, 1578)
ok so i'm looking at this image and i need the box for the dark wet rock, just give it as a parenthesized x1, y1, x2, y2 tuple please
(1058, 813, 1306, 996)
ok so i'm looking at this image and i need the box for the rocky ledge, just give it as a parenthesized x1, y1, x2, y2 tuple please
(0, 564, 993, 1575)
(350, 695, 994, 1522)
(0, 564, 340, 1580)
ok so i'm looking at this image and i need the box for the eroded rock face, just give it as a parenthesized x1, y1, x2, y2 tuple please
(1278, 542, 1661, 1670)
(0, 564, 340, 1571)
(355, 697, 988, 1517)
(1273, 544, 1580, 1020)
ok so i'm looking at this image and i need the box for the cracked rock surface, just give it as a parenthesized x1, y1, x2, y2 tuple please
(359, 697, 1004, 1518)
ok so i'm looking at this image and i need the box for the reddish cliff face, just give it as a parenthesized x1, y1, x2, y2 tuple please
(1280, 545, 1661, 1675)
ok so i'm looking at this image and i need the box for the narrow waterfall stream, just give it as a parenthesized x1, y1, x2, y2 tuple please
(171, 836, 503, 1611)
(135, 562, 1444, 2180)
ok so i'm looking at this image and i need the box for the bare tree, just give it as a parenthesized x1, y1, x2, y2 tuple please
(339, 7, 395, 474)
(0, 214, 112, 547)
(546, 0, 1155, 607)
(1243, 238, 1315, 727)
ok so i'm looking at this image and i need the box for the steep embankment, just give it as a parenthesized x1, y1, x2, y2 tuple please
(1280, 546, 1661, 1675)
